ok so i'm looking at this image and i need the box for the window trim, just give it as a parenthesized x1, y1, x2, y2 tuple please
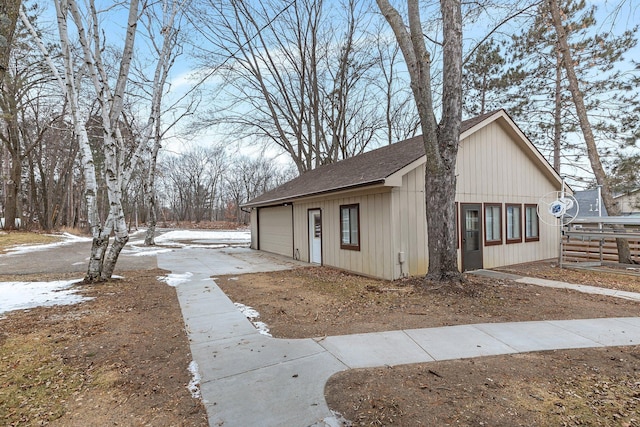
(339, 204, 360, 251)
(505, 203, 522, 244)
(524, 204, 540, 242)
(483, 203, 503, 246)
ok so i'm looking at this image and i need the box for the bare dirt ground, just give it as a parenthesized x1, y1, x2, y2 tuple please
(0, 269, 208, 427)
(2, 230, 639, 427)
(216, 262, 640, 427)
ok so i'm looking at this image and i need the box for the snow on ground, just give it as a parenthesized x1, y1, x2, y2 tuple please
(3, 232, 92, 256)
(0, 228, 249, 317)
(155, 229, 250, 243)
(125, 229, 250, 254)
(234, 302, 272, 337)
(187, 360, 202, 400)
(0, 279, 90, 316)
(159, 272, 193, 287)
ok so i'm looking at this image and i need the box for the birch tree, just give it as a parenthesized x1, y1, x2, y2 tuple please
(376, 0, 463, 282)
(24, 0, 135, 279)
(548, 0, 637, 264)
(134, 0, 191, 245)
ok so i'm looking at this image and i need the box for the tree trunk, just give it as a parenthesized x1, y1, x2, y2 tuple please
(377, 0, 463, 282)
(102, 211, 129, 278)
(3, 125, 20, 230)
(548, 0, 634, 264)
(0, 0, 22, 83)
(144, 134, 160, 246)
(553, 46, 562, 173)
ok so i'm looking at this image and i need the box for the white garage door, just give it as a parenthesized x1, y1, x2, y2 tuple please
(258, 205, 293, 257)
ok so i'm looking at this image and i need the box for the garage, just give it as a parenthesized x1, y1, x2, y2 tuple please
(257, 205, 293, 257)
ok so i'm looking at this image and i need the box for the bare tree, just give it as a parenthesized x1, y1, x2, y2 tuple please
(190, 0, 388, 173)
(373, 29, 420, 145)
(224, 154, 289, 223)
(23, 0, 144, 279)
(376, 0, 463, 282)
(0, 0, 21, 83)
(160, 145, 227, 223)
(548, 0, 636, 264)
(131, 0, 192, 245)
(0, 9, 51, 230)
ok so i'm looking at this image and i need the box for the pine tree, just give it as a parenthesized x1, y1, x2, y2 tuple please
(463, 39, 514, 117)
(506, 0, 638, 177)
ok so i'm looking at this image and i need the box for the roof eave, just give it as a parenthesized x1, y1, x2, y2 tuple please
(241, 179, 387, 208)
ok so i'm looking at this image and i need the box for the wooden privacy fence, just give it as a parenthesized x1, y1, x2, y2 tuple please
(562, 217, 640, 263)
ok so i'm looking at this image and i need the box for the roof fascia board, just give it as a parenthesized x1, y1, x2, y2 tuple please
(242, 181, 387, 208)
(384, 156, 427, 187)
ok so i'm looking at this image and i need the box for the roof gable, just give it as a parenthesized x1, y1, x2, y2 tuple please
(243, 109, 561, 208)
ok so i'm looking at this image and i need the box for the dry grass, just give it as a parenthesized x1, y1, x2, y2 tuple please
(0, 231, 62, 254)
(0, 330, 84, 425)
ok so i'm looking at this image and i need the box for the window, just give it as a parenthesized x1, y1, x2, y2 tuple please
(525, 204, 539, 242)
(484, 203, 502, 245)
(506, 204, 522, 243)
(340, 204, 360, 250)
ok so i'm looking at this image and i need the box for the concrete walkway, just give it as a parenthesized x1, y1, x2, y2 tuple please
(157, 249, 640, 427)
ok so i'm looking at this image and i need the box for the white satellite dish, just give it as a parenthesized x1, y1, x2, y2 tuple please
(537, 191, 579, 226)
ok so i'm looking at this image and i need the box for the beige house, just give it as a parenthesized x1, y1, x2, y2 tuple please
(614, 189, 640, 215)
(243, 110, 563, 280)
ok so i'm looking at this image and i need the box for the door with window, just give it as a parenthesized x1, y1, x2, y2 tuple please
(461, 203, 483, 271)
(308, 209, 322, 264)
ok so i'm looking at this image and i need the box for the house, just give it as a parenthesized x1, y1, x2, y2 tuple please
(614, 189, 640, 216)
(242, 109, 564, 280)
(569, 189, 608, 218)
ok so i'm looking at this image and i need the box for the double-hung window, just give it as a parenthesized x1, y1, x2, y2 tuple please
(506, 204, 522, 243)
(340, 204, 360, 250)
(525, 204, 540, 242)
(484, 203, 502, 245)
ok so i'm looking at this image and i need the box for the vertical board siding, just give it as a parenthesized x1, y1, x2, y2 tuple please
(250, 209, 258, 249)
(456, 121, 560, 269)
(251, 117, 561, 280)
(292, 189, 395, 280)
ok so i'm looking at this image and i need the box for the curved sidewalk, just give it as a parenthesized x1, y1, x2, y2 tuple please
(158, 249, 640, 427)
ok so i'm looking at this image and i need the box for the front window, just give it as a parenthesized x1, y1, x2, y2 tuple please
(340, 204, 360, 250)
(525, 204, 540, 242)
(484, 203, 502, 245)
(506, 204, 522, 243)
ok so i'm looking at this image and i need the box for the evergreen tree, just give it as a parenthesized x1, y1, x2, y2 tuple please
(462, 38, 515, 117)
(506, 0, 639, 177)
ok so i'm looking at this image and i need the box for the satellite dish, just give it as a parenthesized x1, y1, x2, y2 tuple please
(537, 191, 579, 226)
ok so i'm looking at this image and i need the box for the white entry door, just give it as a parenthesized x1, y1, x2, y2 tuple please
(308, 209, 322, 264)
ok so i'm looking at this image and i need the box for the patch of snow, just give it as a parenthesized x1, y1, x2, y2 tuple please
(155, 230, 251, 243)
(159, 272, 193, 287)
(234, 302, 272, 337)
(3, 232, 92, 256)
(0, 279, 91, 315)
(317, 411, 352, 427)
(125, 247, 174, 257)
(187, 360, 202, 399)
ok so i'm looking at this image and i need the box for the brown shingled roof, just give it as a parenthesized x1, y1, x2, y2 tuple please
(243, 110, 503, 208)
